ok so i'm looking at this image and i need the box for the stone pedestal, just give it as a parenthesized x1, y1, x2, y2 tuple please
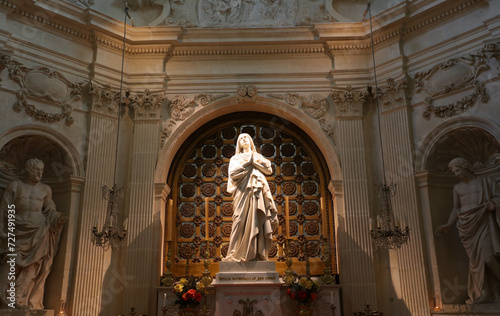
(433, 304, 500, 316)
(0, 310, 54, 316)
(214, 261, 282, 316)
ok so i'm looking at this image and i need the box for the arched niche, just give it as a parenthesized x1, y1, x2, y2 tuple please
(418, 122, 500, 305)
(0, 126, 84, 311)
(163, 111, 336, 277)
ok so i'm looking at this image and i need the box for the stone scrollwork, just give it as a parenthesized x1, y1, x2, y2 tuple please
(160, 92, 230, 147)
(0, 51, 84, 126)
(268, 92, 334, 142)
(128, 89, 166, 119)
(375, 77, 408, 111)
(414, 43, 499, 119)
(332, 85, 369, 118)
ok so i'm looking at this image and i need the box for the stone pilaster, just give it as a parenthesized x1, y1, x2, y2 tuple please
(332, 86, 377, 314)
(123, 90, 164, 315)
(71, 83, 119, 315)
(378, 77, 430, 315)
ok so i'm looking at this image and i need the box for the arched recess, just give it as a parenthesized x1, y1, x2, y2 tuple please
(163, 111, 336, 277)
(415, 116, 500, 305)
(0, 124, 85, 311)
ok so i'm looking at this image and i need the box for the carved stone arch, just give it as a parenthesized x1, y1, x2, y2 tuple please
(415, 116, 500, 173)
(156, 96, 342, 184)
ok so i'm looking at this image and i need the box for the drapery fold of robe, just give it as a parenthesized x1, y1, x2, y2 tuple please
(0, 179, 64, 309)
(456, 176, 500, 303)
(224, 151, 277, 262)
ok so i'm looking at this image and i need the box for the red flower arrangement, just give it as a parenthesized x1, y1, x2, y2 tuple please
(287, 276, 319, 308)
(173, 276, 205, 309)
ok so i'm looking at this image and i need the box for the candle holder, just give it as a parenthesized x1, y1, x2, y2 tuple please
(161, 241, 174, 286)
(201, 241, 213, 287)
(330, 304, 336, 316)
(300, 240, 311, 276)
(321, 237, 337, 285)
(282, 238, 297, 285)
(129, 307, 136, 316)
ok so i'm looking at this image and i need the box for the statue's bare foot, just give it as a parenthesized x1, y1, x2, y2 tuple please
(15, 303, 30, 309)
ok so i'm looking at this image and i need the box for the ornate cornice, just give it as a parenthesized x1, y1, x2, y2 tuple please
(0, 51, 84, 126)
(129, 89, 166, 120)
(331, 86, 368, 118)
(376, 77, 408, 112)
(415, 42, 498, 119)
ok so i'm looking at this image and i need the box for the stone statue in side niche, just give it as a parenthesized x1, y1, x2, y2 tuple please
(0, 158, 67, 309)
(435, 157, 500, 304)
(223, 133, 278, 262)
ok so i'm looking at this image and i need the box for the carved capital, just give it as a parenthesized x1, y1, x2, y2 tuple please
(1, 52, 84, 126)
(332, 86, 368, 118)
(129, 89, 166, 120)
(88, 82, 120, 116)
(376, 77, 408, 112)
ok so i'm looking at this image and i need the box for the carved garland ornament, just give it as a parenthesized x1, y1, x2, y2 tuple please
(0, 52, 84, 126)
(267, 92, 335, 141)
(414, 43, 499, 119)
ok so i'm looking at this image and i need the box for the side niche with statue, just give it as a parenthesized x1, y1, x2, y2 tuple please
(0, 135, 73, 311)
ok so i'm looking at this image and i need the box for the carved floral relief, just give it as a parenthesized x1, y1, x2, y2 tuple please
(0, 51, 84, 126)
(414, 43, 499, 119)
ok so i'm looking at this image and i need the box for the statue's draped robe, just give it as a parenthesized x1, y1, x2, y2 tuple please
(224, 152, 277, 262)
(0, 179, 64, 309)
(456, 176, 500, 303)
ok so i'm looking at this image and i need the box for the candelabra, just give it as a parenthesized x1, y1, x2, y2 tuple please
(370, 184, 410, 249)
(365, 2, 410, 249)
(353, 305, 384, 316)
(320, 237, 337, 284)
(91, 185, 128, 250)
(282, 238, 297, 285)
(161, 241, 174, 286)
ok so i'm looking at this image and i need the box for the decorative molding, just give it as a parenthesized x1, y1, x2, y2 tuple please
(160, 92, 230, 147)
(423, 80, 488, 120)
(376, 77, 408, 112)
(66, 0, 94, 8)
(129, 89, 166, 120)
(331, 86, 368, 118)
(169, 93, 229, 121)
(267, 92, 334, 142)
(0, 51, 84, 126)
(88, 82, 120, 116)
(415, 43, 499, 119)
(171, 46, 325, 57)
(237, 85, 258, 103)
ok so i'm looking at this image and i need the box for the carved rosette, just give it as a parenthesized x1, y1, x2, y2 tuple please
(1, 51, 84, 126)
(128, 89, 165, 120)
(414, 43, 499, 119)
(376, 77, 408, 112)
(332, 86, 369, 118)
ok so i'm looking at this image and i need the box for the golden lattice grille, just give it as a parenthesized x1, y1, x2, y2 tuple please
(167, 121, 334, 276)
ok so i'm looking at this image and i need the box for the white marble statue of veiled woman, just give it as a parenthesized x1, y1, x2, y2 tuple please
(223, 133, 278, 262)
